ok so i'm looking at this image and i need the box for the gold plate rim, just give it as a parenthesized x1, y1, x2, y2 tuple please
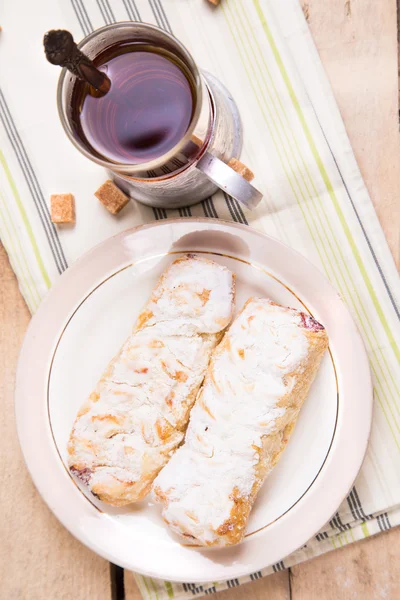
(47, 250, 339, 540)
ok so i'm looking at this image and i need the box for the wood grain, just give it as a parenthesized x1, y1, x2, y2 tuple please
(291, 528, 400, 599)
(0, 246, 111, 600)
(306, 0, 400, 266)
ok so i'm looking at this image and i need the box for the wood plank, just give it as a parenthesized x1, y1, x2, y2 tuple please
(0, 245, 112, 600)
(123, 575, 142, 600)
(304, 0, 400, 266)
(397, 0, 400, 114)
(124, 570, 290, 600)
(291, 527, 400, 599)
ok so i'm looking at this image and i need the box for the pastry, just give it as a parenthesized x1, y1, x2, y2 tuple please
(68, 254, 235, 506)
(153, 298, 328, 545)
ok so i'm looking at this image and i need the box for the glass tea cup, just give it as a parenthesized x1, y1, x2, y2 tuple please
(57, 22, 262, 210)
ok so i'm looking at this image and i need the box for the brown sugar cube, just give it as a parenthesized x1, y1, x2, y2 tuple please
(95, 180, 130, 215)
(50, 194, 75, 224)
(228, 157, 255, 182)
(190, 133, 205, 148)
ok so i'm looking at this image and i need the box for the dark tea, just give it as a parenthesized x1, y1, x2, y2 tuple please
(71, 43, 195, 164)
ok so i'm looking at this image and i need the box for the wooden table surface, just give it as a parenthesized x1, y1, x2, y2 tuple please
(1, 1, 400, 598)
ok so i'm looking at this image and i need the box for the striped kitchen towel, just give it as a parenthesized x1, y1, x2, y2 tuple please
(1, 0, 399, 598)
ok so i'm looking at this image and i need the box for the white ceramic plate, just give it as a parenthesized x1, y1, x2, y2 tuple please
(15, 219, 372, 582)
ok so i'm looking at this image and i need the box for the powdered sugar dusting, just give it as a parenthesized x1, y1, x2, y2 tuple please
(141, 255, 234, 336)
(68, 255, 235, 505)
(154, 298, 313, 544)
